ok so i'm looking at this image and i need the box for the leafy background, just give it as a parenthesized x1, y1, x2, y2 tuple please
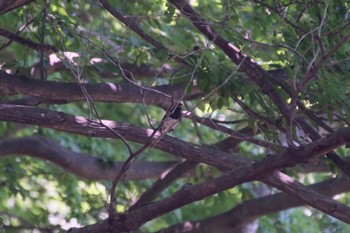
(1, 0, 350, 232)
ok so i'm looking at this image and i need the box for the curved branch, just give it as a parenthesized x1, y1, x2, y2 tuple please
(2, 104, 350, 227)
(1, 104, 350, 171)
(0, 136, 177, 180)
(132, 127, 255, 210)
(70, 171, 350, 232)
(159, 176, 350, 233)
(0, 104, 246, 169)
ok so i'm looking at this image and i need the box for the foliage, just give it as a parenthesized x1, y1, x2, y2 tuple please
(1, 0, 350, 232)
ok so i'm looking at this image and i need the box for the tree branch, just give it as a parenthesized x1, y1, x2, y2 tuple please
(99, 0, 189, 67)
(0, 27, 58, 53)
(185, 111, 282, 149)
(168, 0, 350, 177)
(2, 104, 350, 228)
(169, 0, 290, 118)
(0, 0, 35, 14)
(159, 176, 350, 233)
(0, 136, 178, 180)
(0, 71, 195, 108)
(71, 171, 350, 232)
(130, 160, 198, 210)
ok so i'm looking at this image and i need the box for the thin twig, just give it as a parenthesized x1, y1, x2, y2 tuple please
(40, 0, 48, 80)
(288, 31, 350, 146)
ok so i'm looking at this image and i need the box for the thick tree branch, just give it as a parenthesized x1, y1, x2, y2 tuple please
(132, 126, 255, 210)
(71, 172, 350, 232)
(1, 104, 349, 174)
(0, 104, 247, 169)
(1, 104, 350, 178)
(28, 59, 173, 80)
(2, 104, 350, 228)
(159, 176, 350, 233)
(0, 71, 194, 108)
(0, 136, 178, 180)
(3, 1, 349, 232)
(169, 0, 350, 177)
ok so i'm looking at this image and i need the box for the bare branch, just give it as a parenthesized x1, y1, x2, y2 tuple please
(159, 176, 350, 233)
(3, 104, 350, 226)
(0, 71, 194, 108)
(71, 170, 350, 232)
(0, 27, 58, 53)
(0, 136, 177, 180)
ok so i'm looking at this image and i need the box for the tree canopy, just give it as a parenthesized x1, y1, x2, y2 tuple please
(1, 0, 350, 232)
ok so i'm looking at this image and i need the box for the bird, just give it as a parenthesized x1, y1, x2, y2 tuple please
(160, 103, 183, 134)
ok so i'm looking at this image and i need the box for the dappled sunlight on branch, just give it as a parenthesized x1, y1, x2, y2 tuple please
(2, 0, 350, 232)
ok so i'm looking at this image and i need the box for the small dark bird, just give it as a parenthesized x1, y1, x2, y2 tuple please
(160, 103, 183, 134)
